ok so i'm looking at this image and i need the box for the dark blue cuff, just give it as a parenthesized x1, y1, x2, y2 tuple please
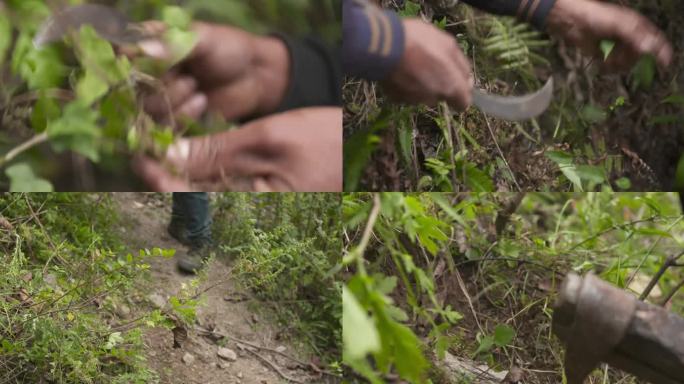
(461, 0, 558, 30)
(343, 0, 406, 81)
(528, 0, 558, 29)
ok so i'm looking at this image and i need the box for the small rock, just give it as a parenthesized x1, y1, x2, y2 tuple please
(275, 345, 286, 353)
(148, 293, 166, 309)
(251, 314, 259, 323)
(218, 347, 237, 361)
(216, 361, 230, 370)
(115, 304, 131, 318)
(196, 349, 212, 363)
(237, 372, 243, 379)
(182, 353, 195, 365)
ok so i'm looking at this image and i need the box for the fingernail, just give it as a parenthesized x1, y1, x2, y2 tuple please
(190, 94, 208, 111)
(166, 139, 191, 163)
(138, 40, 169, 59)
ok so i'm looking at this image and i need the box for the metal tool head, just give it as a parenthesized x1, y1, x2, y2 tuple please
(34, 4, 147, 48)
(472, 77, 554, 121)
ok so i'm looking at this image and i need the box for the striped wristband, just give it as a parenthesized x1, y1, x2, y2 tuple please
(516, 0, 559, 29)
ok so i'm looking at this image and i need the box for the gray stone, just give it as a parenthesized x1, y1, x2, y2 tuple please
(218, 347, 237, 361)
(182, 352, 195, 365)
(148, 293, 166, 309)
(115, 304, 131, 318)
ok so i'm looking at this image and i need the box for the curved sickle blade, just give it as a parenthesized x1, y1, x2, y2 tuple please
(472, 77, 554, 121)
(34, 4, 146, 48)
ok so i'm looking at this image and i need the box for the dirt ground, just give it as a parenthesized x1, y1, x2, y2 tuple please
(113, 193, 319, 384)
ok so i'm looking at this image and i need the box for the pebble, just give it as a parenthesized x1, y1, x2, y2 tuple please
(115, 304, 131, 318)
(237, 372, 243, 379)
(148, 293, 166, 309)
(182, 352, 195, 365)
(275, 345, 286, 353)
(218, 347, 238, 361)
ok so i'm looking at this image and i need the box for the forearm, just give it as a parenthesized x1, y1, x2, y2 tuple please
(461, 0, 558, 29)
(342, 0, 405, 80)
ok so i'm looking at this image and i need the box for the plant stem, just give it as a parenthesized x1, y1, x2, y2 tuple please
(640, 250, 684, 301)
(660, 277, 684, 306)
(0, 133, 49, 169)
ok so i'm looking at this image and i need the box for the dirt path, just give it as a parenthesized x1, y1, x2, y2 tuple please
(113, 193, 314, 384)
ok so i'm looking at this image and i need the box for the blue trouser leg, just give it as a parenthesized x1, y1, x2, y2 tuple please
(171, 192, 212, 248)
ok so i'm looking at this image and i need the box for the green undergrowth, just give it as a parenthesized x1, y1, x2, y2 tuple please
(343, 192, 684, 383)
(0, 193, 181, 383)
(343, 0, 683, 192)
(212, 193, 343, 373)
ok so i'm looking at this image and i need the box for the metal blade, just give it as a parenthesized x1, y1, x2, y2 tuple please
(472, 77, 554, 121)
(34, 4, 147, 48)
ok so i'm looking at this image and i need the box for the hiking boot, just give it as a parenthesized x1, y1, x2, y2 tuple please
(176, 246, 210, 274)
(167, 221, 190, 245)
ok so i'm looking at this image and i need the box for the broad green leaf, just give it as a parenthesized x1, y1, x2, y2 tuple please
(472, 334, 494, 356)
(343, 286, 380, 360)
(77, 70, 109, 106)
(47, 101, 101, 162)
(493, 324, 515, 347)
(12, 33, 67, 89)
(615, 177, 631, 190)
(458, 161, 494, 192)
(165, 28, 198, 65)
(30, 92, 61, 132)
(76, 26, 130, 85)
(630, 55, 656, 91)
(546, 151, 583, 191)
(5, 163, 54, 192)
(580, 105, 607, 124)
(162, 6, 193, 29)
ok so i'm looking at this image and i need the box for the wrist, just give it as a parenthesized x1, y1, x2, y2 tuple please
(545, 0, 578, 34)
(252, 36, 291, 115)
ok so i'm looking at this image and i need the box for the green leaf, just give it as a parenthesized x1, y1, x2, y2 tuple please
(165, 28, 198, 65)
(77, 70, 109, 106)
(662, 93, 684, 105)
(546, 151, 583, 191)
(47, 101, 101, 162)
(12, 33, 67, 89)
(30, 92, 61, 133)
(472, 335, 494, 356)
(600, 40, 615, 61)
(493, 324, 515, 347)
(580, 105, 607, 124)
(675, 154, 684, 191)
(76, 26, 130, 85)
(0, 12, 11, 64)
(615, 177, 631, 190)
(5, 163, 54, 192)
(458, 161, 494, 192)
(634, 227, 672, 238)
(343, 286, 380, 361)
(399, 1, 422, 17)
(630, 55, 656, 91)
(162, 6, 193, 29)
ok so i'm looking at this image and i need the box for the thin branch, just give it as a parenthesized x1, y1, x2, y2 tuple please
(639, 251, 684, 301)
(660, 278, 684, 306)
(0, 133, 49, 169)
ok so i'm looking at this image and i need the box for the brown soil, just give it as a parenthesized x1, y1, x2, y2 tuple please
(113, 193, 317, 384)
